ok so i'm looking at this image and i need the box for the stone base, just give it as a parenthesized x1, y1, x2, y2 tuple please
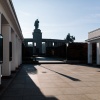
(33, 29, 41, 33)
(33, 28, 42, 54)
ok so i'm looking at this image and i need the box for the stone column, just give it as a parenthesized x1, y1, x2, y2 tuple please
(0, 13, 1, 34)
(11, 32, 16, 71)
(18, 39, 20, 66)
(14, 35, 18, 69)
(45, 42, 47, 54)
(88, 42, 92, 64)
(0, 64, 1, 84)
(49, 42, 51, 47)
(19, 40, 22, 65)
(2, 24, 11, 76)
(20, 41, 22, 64)
(55, 42, 57, 47)
(16, 36, 18, 68)
(44, 42, 46, 54)
(42, 42, 46, 54)
(97, 42, 100, 65)
(0, 13, 1, 84)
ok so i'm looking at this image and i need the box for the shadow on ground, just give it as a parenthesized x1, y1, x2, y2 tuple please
(40, 65, 80, 81)
(0, 65, 58, 100)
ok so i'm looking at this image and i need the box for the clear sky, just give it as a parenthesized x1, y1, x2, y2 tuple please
(12, 0, 100, 42)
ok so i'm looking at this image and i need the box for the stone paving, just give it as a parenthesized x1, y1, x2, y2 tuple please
(0, 64, 100, 100)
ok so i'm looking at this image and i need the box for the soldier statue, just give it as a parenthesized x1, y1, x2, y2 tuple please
(34, 19, 39, 29)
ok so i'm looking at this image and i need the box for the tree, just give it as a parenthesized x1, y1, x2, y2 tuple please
(65, 33, 75, 43)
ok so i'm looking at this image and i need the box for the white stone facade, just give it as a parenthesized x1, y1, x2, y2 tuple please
(0, 0, 23, 84)
(86, 28, 100, 65)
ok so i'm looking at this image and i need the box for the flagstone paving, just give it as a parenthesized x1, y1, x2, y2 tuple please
(0, 64, 100, 100)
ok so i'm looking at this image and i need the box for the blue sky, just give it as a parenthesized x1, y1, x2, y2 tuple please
(12, 0, 100, 42)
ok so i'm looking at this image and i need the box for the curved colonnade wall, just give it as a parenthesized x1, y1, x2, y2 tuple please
(24, 38, 67, 54)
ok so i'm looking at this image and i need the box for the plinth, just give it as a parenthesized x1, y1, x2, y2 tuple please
(32, 29, 42, 55)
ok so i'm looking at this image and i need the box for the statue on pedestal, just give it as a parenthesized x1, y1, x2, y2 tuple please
(34, 19, 39, 29)
(33, 19, 42, 54)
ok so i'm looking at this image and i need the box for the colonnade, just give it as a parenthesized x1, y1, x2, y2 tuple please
(45, 42, 64, 47)
(24, 40, 65, 55)
(0, 0, 23, 84)
(1, 24, 22, 76)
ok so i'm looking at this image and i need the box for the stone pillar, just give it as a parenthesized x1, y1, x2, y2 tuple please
(49, 42, 51, 47)
(14, 35, 18, 69)
(88, 42, 92, 64)
(17, 38, 20, 67)
(2, 24, 11, 76)
(44, 42, 46, 54)
(20, 42, 22, 64)
(97, 42, 100, 65)
(16, 36, 18, 68)
(11, 32, 16, 71)
(45, 42, 47, 54)
(42, 42, 46, 54)
(18, 39, 20, 66)
(19, 40, 22, 65)
(0, 64, 1, 84)
(55, 42, 57, 47)
(0, 13, 1, 34)
(0, 13, 1, 84)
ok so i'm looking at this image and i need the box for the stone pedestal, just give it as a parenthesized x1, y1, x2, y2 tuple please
(33, 29, 42, 54)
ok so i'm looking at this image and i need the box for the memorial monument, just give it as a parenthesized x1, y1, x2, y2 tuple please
(32, 19, 42, 54)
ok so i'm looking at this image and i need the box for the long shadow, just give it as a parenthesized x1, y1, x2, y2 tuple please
(40, 65, 80, 81)
(97, 71, 100, 72)
(1, 64, 58, 100)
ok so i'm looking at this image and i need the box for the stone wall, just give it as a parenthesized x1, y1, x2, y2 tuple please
(67, 43, 88, 61)
(46, 44, 66, 58)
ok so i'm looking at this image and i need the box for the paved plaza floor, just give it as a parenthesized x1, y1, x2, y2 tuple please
(0, 63, 100, 100)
